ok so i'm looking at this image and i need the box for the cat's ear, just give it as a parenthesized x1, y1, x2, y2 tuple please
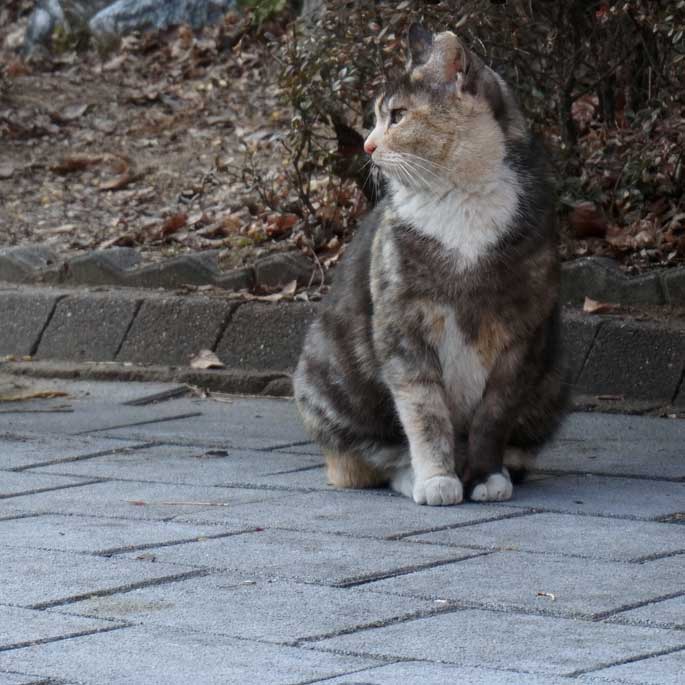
(407, 23, 434, 68)
(453, 42, 505, 117)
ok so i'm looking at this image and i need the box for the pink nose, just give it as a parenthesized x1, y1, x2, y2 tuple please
(364, 139, 377, 155)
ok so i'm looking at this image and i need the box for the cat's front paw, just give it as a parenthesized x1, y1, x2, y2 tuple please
(413, 475, 463, 506)
(470, 469, 513, 502)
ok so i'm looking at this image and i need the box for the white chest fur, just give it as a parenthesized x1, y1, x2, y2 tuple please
(390, 172, 519, 265)
(436, 309, 488, 423)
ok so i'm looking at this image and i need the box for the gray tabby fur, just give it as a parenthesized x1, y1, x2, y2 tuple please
(294, 27, 567, 506)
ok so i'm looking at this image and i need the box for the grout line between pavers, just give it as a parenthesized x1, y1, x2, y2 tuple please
(0, 478, 104, 501)
(73, 411, 203, 436)
(631, 549, 685, 563)
(28, 569, 210, 610)
(94, 527, 261, 556)
(0, 623, 127, 654)
(10, 442, 158, 472)
(121, 386, 191, 407)
(566, 643, 685, 678)
(112, 298, 143, 361)
(334, 551, 493, 589)
(531, 467, 684, 484)
(210, 302, 240, 352)
(29, 294, 67, 357)
(574, 319, 604, 385)
(592, 589, 685, 622)
(670, 365, 685, 404)
(292, 661, 400, 685)
(385, 509, 539, 541)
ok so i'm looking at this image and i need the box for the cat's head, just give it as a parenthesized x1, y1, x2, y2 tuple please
(364, 25, 526, 192)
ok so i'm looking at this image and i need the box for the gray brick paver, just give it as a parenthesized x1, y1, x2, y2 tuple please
(310, 610, 685, 676)
(407, 512, 685, 561)
(580, 649, 685, 685)
(0, 626, 380, 685)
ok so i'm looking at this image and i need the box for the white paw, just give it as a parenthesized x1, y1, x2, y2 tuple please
(413, 475, 463, 506)
(470, 469, 513, 502)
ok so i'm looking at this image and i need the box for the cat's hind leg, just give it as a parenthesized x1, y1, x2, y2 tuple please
(324, 449, 388, 489)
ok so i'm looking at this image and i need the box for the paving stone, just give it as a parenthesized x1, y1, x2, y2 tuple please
(0, 605, 115, 650)
(0, 673, 51, 685)
(0, 626, 378, 685)
(322, 661, 579, 684)
(59, 574, 434, 643)
(576, 318, 685, 401)
(0, 246, 58, 283)
(124, 254, 219, 288)
(561, 311, 601, 384)
(662, 266, 685, 305)
(253, 252, 314, 289)
(215, 301, 318, 371)
(0, 472, 92, 498)
(364, 551, 685, 619)
(0, 513, 247, 555)
(0, 290, 61, 356)
(34, 443, 321, 486)
(502, 474, 685, 519)
(35, 293, 140, 362)
(213, 267, 254, 291)
(610, 595, 685, 629)
(116, 297, 234, 366)
(311, 609, 685, 676)
(100, 396, 309, 449)
(5, 479, 288, 520)
(64, 249, 141, 287)
(121, 528, 476, 586)
(581, 649, 685, 685)
(407, 513, 685, 562)
(1, 546, 198, 607)
(0, 432, 141, 470)
(180, 490, 522, 538)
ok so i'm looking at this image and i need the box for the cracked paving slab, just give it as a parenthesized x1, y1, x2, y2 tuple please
(1, 546, 201, 608)
(0, 605, 119, 651)
(49, 574, 436, 644)
(360, 550, 685, 619)
(119, 528, 480, 586)
(309, 609, 685, 676)
(0, 625, 380, 685)
(406, 512, 685, 562)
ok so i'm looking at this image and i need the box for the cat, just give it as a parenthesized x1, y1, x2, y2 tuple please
(293, 24, 567, 505)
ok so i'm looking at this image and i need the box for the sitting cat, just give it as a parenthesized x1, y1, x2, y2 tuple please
(294, 25, 567, 505)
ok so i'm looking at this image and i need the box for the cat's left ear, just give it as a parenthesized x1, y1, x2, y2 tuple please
(449, 38, 504, 116)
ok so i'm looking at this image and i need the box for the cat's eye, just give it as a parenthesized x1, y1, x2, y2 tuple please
(389, 108, 406, 126)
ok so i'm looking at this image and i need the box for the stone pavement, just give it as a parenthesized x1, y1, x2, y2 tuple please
(0, 376, 683, 684)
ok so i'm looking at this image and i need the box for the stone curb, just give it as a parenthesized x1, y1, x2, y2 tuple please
(1, 247, 684, 305)
(1, 284, 683, 406)
(0, 246, 316, 295)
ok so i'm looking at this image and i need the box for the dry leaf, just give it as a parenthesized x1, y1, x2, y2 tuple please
(60, 103, 90, 121)
(157, 212, 188, 239)
(98, 156, 134, 191)
(583, 297, 616, 314)
(536, 591, 556, 601)
(0, 391, 69, 403)
(569, 202, 607, 239)
(51, 155, 102, 174)
(190, 349, 225, 369)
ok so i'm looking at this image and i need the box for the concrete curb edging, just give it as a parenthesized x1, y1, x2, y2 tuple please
(1, 246, 684, 305)
(1, 283, 683, 406)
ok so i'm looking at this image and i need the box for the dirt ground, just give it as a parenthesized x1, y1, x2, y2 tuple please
(1, 3, 684, 278)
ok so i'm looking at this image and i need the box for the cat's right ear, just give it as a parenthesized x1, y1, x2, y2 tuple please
(407, 23, 434, 69)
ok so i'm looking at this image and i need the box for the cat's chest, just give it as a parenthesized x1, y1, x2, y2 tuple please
(425, 305, 490, 418)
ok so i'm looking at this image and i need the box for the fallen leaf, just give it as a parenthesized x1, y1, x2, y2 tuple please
(583, 297, 616, 314)
(157, 212, 188, 239)
(536, 591, 556, 601)
(0, 391, 69, 403)
(59, 103, 90, 122)
(98, 156, 134, 191)
(569, 202, 607, 239)
(51, 155, 103, 175)
(190, 349, 225, 369)
(596, 394, 625, 401)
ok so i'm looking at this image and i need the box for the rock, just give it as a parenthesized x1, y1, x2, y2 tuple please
(24, 0, 235, 53)
(254, 252, 314, 290)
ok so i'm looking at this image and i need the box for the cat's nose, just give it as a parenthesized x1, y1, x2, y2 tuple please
(364, 139, 377, 154)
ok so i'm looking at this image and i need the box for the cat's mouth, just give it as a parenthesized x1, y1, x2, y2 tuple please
(374, 150, 448, 191)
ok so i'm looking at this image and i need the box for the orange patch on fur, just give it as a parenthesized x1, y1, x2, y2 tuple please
(476, 314, 512, 369)
(324, 450, 388, 489)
